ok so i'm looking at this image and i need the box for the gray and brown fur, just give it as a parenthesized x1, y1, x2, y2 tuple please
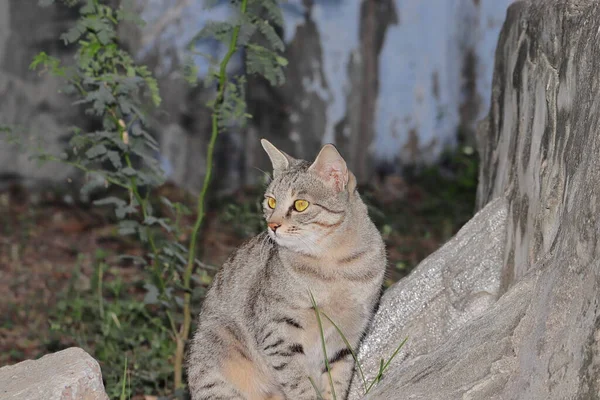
(186, 140, 386, 400)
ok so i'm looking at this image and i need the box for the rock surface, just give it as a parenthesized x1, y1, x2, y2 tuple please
(0, 347, 109, 400)
(354, 0, 600, 399)
(348, 197, 508, 399)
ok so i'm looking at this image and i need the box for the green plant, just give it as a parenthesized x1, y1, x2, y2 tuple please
(27, 0, 287, 396)
(176, 0, 287, 389)
(50, 260, 176, 399)
(219, 193, 266, 238)
(309, 291, 408, 398)
(119, 355, 129, 400)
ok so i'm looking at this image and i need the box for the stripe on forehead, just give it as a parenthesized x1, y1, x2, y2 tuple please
(272, 161, 311, 193)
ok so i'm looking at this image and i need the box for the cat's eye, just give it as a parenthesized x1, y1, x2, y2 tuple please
(267, 197, 277, 209)
(294, 199, 310, 212)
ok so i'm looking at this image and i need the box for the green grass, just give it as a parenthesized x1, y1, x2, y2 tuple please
(309, 291, 337, 400)
(119, 355, 128, 400)
(310, 290, 408, 397)
(47, 259, 178, 399)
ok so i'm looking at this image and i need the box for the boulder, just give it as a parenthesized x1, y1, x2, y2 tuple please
(352, 0, 600, 399)
(0, 347, 109, 400)
(348, 197, 508, 399)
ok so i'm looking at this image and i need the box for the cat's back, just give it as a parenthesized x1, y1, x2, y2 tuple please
(201, 232, 275, 313)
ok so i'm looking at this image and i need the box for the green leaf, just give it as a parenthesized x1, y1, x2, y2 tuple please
(146, 77, 161, 107)
(143, 283, 160, 305)
(106, 150, 122, 169)
(261, 0, 284, 28)
(80, 177, 105, 196)
(115, 254, 147, 266)
(121, 167, 137, 177)
(60, 21, 87, 44)
(81, 1, 96, 15)
(85, 144, 108, 158)
(276, 55, 288, 67)
(183, 55, 200, 87)
(255, 19, 284, 52)
(118, 220, 139, 235)
(194, 21, 234, 43)
(29, 52, 49, 70)
(115, 202, 137, 219)
(246, 43, 286, 86)
(144, 216, 173, 232)
(94, 196, 126, 207)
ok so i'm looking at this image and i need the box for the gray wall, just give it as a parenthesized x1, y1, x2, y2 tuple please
(0, 0, 514, 193)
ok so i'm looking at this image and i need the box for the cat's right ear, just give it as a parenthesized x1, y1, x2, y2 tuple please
(261, 139, 293, 174)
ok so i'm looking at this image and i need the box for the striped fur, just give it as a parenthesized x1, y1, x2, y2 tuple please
(187, 141, 386, 400)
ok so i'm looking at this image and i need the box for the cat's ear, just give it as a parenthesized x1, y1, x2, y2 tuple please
(261, 139, 294, 174)
(309, 144, 349, 192)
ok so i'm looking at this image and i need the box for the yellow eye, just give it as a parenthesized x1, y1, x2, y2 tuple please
(294, 199, 309, 212)
(267, 197, 277, 209)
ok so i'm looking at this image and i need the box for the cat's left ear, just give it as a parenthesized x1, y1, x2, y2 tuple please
(309, 144, 349, 192)
(261, 139, 295, 176)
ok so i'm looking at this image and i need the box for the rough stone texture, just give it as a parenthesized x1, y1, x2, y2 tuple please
(348, 197, 508, 399)
(0, 0, 82, 189)
(0, 347, 109, 400)
(356, 0, 600, 399)
(0, 0, 512, 193)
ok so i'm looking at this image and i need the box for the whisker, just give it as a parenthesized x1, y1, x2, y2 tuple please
(259, 233, 270, 263)
(252, 166, 272, 185)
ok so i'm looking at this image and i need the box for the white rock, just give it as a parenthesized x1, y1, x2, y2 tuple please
(0, 347, 109, 400)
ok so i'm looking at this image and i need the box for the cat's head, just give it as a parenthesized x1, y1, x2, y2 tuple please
(260, 139, 357, 255)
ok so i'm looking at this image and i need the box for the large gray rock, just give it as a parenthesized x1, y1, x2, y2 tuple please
(0, 347, 109, 400)
(356, 0, 600, 399)
(348, 197, 508, 399)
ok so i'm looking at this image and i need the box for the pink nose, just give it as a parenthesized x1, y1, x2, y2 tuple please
(268, 222, 281, 232)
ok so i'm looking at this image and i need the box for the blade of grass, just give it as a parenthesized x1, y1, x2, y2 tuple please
(119, 355, 128, 400)
(97, 263, 104, 319)
(308, 376, 325, 400)
(380, 336, 408, 374)
(377, 359, 384, 384)
(320, 311, 367, 394)
(365, 336, 408, 393)
(309, 290, 337, 400)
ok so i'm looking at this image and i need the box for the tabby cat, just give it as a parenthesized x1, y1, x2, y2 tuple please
(187, 139, 386, 400)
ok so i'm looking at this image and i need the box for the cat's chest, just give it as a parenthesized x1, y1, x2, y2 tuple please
(294, 297, 363, 375)
(298, 288, 365, 341)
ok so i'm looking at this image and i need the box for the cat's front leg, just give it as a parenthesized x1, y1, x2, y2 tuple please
(320, 347, 355, 400)
(260, 326, 318, 399)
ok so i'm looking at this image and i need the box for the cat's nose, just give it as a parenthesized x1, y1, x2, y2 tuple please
(268, 222, 281, 232)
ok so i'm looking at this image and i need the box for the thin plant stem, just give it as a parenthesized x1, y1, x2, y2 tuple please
(119, 355, 128, 400)
(309, 291, 337, 400)
(97, 263, 105, 319)
(320, 311, 367, 394)
(308, 376, 325, 400)
(364, 336, 408, 393)
(174, 0, 249, 389)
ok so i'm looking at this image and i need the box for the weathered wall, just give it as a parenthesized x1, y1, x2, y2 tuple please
(0, 0, 513, 193)
(152, 0, 514, 187)
(352, 1, 600, 398)
(0, 0, 81, 189)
